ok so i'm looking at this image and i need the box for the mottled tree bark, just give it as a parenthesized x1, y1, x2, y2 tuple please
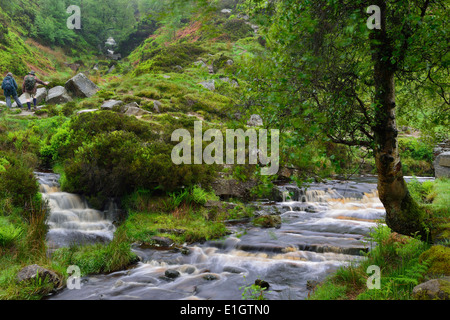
(371, 1, 428, 239)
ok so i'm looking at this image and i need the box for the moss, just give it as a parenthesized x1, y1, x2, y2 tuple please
(252, 215, 281, 229)
(134, 42, 206, 75)
(419, 245, 450, 276)
(221, 19, 254, 41)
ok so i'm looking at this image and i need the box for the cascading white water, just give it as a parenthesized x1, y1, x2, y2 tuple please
(36, 172, 116, 249)
(48, 179, 389, 301)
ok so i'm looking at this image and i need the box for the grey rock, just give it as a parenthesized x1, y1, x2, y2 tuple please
(46, 86, 73, 104)
(434, 151, 450, 178)
(221, 9, 232, 14)
(247, 114, 263, 127)
(107, 53, 122, 61)
(101, 99, 123, 110)
(199, 80, 215, 91)
(211, 178, 258, 200)
(125, 106, 151, 117)
(223, 266, 246, 274)
(438, 151, 450, 167)
(16, 264, 61, 286)
(119, 102, 139, 113)
(413, 277, 450, 300)
(13, 87, 47, 108)
(194, 60, 208, 68)
(150, 236, 173, 247)
(153, 100, 162, 113)
(65, 73, 99, 98)
(202, 274, 219, 281)
(165, 269, 181, 279)
(106, 65, 116, 75)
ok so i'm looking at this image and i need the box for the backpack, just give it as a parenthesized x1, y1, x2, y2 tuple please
(24, 75, 36, 91)
(2, 77, 14, 92)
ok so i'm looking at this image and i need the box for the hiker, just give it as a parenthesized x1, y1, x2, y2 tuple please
(1, 72, 24, 109)
(22, 71, 49, 110)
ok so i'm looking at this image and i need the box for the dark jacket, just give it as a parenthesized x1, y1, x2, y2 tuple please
(22, 75, 46, 94)
(2, 75, 18, 96)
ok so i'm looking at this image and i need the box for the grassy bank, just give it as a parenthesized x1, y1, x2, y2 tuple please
(309, 178, 450, 300)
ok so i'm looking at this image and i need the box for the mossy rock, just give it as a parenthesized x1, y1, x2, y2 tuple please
(252, 215, 282, 229)
(420, 245, 450, 276)
(413, 277, 450, 300)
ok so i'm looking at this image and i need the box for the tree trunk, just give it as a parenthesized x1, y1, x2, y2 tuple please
(371, 1, 428, 240)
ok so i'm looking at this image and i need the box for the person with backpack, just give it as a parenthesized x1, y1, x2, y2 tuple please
(22, 71, 49, 111)
(2, 72, 24, 109)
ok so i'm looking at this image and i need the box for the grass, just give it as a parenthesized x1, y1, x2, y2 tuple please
(0, 200, 65, 300)
(124, 209, 229, 245)
(51, 225, 138, 277)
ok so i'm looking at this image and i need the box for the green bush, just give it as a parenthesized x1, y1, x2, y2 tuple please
(63, 129, 216, 208)
(399, 138, 434, 162)
(0, 159, 39, 208)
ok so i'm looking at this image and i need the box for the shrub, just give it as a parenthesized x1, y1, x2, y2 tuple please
(63, 129, 217, 208)
(0, 159, 39, 208)
(399, 138, 434, 162)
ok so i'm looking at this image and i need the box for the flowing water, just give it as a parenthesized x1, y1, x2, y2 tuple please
(36, 172, 116, 250)
(40, 173, 399, 300)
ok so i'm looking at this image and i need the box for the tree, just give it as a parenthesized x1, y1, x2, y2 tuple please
(242, 0, 449, 239)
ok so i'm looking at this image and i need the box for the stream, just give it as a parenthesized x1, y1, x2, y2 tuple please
(36, 172, 432, 300)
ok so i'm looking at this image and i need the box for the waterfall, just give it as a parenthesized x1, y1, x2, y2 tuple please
(36, 172, 116, 249)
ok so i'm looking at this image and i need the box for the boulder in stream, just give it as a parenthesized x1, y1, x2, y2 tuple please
(165, 269, 181, 279)
(150, 236, 174, 248)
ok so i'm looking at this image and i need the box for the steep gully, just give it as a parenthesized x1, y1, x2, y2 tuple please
(36, 172, 432, 300)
